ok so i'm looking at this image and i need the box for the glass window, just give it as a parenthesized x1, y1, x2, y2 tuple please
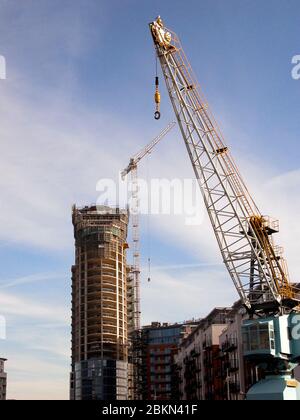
(243, 322, 272, 352)
(249, 325, 259, 351)
(259, 324, 270, 350)
(242, 331, 250, 352)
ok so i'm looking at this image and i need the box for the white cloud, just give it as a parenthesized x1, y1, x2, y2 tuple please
(0, 291, 70, 400)
(8, 378, 68, 401)
(0, 271, 64, 289)
(260, 168, 300, 281)
(8, 322, 70, 359)
(6, 354, 69, 400)
(141, 265, 237, 324)
(0, 291, 68, 323)
(0, 87, 140, 250)
(139, 158, 300, 279)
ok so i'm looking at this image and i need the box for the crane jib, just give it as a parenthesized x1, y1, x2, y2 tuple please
(149, 16, 300, 315)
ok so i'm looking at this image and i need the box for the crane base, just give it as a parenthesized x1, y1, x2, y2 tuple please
(247, 375, 300, 400)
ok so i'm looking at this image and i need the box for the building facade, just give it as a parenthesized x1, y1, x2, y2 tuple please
(139, 322, 196, 400)
(175, 304, 270, 400)
(0, 358, 7, 400)
(70, 205, 130, 400)
(218, 305, 246, 400)
(176, 308, 231, 400)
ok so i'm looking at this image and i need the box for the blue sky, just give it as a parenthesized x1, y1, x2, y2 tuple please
(0, 0, 299, 399)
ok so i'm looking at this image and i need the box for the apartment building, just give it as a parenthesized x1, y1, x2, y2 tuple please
(0, 358, 7, 400)
(70, 205, 130, 400)
(139, 322, 196, 400)
(175, 308, 231, 400)
(218, 304, 246, 399)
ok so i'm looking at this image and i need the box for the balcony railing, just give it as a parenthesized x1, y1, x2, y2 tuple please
(221, 338, 238, 353)
(229, 358, 239, 372)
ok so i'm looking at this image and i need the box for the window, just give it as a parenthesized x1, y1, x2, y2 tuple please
(243, 322, 274, 353)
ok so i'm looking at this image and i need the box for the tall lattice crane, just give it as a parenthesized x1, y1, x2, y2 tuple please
(121, 121, 176, 330)
(149, 16, 299, 316)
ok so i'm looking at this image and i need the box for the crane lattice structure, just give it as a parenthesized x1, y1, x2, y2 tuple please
(149, 17, 300, 315)
(121, 121, 176, 330)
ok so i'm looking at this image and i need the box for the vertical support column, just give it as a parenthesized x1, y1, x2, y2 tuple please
(131, 167, 141, 331)
(236, 313, 246, 398)
(100, 260, 104, 361)
(121, 243, 126, 360)
(116, 239, 120, 360)
(78, 248, 82, 362)
(200, 330, 205, 400)
(84, 250, 88, 359)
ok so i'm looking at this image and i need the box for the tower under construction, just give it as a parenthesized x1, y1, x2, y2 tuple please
(70, 205, 130, 400)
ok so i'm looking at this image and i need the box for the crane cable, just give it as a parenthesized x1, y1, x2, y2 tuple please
(154, 55, 161, 120)
(146, 153, 152, 282)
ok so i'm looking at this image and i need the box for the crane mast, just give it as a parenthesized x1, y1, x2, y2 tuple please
(122, 122, 176, 331)
(149, 17, 300, 315)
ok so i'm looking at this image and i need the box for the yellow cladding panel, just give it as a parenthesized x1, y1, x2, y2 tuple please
(286, 379, 297, 388)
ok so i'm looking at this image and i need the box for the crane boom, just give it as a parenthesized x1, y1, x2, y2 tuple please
(121, 121, 176, 180)
(149, 17, 300, 315)
(122, 121, 176, 330)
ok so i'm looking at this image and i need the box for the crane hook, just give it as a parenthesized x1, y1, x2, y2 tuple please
(154, 76, 161, 120)
(147, 257, 151, 282)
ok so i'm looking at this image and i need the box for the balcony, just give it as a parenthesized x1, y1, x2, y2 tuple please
(153, 360, 171, 367)
(191, 348, 201, 358)
(202, 340, 212, 349)
(229, 358, 239, 372)
(229, 382, 241, 394)
(153, 378, 171, 384)
(221, 339, 238, 353)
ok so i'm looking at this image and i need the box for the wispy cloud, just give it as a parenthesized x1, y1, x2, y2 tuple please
(0, 272, 64, 289)
(0, 291, 68, 323)
(0, 289, 70, 399)
(6, 354, 69, 400)
(0, 86, 137, 251)
(141, 265, 237, 324)
(148, 262, 224, 271)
